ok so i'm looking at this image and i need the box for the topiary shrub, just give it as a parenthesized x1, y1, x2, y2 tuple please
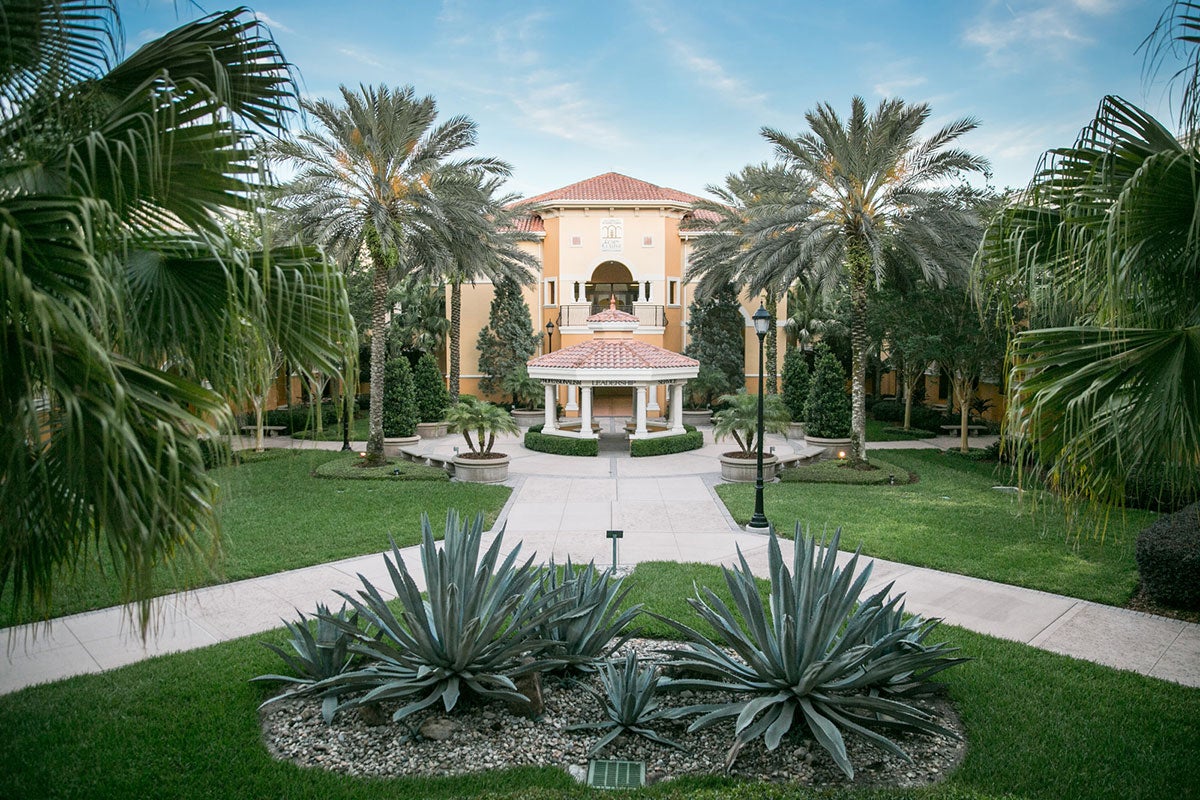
(630, 427, 703, 457)
(781, 346, 810, 421)
(383, 356, 418, 437)
(413, 353, 451, 423)
(524, 425, 599, 456)
(1135, 502, 1200, 610)
(805, 344, 851, 438)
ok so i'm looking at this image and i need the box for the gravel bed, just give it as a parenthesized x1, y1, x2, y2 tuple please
(259, 640, 966, 789)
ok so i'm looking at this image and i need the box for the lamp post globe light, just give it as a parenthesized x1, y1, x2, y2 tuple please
(748, 303, 771, 531)
(544, 320, 555, 353)
(341, 359, 352, 452)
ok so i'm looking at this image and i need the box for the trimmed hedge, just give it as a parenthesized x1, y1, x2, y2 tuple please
(1135, 501, 1200, 609)
(524, 425, 599, 457)
(630, 426, 703, 457)
(943, 447, 997, 462)
(263, 401, 339, 433)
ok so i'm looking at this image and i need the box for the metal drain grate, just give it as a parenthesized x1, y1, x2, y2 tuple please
(587, 759, 646, 789)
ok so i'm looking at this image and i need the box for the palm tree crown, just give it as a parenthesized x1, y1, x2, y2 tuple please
(1, 2, 353, 625)
(275, 84, 512, 463)
(752, 97, 989, 462)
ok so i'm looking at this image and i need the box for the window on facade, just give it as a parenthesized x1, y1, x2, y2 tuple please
(642, 235, 653, 247)
(668, 279, 679, 306)
(570, 235, 582, 247)
(545, 278, 557, 306)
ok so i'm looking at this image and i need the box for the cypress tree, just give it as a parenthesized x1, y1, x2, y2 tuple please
(781, 345, 810, 421)
(477, 278, 538, 400)
(684, 282, 745, 405)
(383, 356, 418, 437)
(413, 352, 451, 423)
(806, 343, 851, 438)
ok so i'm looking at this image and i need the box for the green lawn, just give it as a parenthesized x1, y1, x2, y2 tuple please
(866, 418, 937, 441)
(1, 560, 1196, 800)
(291, 414, 371, 441)
(0, 450, 510, 627)
(715, 449, 1155, 606)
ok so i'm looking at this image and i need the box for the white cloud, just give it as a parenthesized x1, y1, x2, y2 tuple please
(963, 0, 1117, 66)
(338, 47, 384, 70)
(873, 73, 928, 98)
(638, 5, 768, 111)
(255, 12, 294, 35)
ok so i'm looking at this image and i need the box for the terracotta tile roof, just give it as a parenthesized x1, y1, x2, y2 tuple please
(521, 172, 705, 206)
(586, 305, 639, 323)
(512, 214, 544, 233)
(528, 339, 699, 370)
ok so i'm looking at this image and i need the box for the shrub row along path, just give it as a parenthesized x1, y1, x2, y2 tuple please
(3, 419, 1197, 695)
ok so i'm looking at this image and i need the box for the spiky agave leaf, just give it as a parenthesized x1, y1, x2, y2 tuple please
(656, 525, 964, 778)
(568, 651, 685, 756)
(312, 510, 567, 723)
(252, 603, 362, 723)
(537, 558, 642, 672)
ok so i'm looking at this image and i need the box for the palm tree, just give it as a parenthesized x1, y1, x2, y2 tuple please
(753, 98, 988, 463)
(445, 398, 520, 456)
(274, 85, 510, 464)
(711, 392, 791, 456)
(0, 2, 353, 624)
(978, 6, 1200, 511)
(687, 164, 808, 397)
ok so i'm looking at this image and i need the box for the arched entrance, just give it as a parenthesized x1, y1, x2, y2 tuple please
(586, 261, 635, 314)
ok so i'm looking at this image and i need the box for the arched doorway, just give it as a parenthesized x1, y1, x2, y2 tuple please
(586, 261, 635, 313)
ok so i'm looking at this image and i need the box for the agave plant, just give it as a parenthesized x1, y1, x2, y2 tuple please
(537, 559, 642, 672)
(252, 603, 362, 723)
(568, 651, 684, 756)
(314, 510, 565, 723)
(657, 527, 965, 778)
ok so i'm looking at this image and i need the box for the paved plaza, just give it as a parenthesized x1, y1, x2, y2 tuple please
(3, 423, 1197, 695)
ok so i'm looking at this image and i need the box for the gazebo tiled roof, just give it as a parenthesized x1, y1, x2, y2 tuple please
(521, 172, 705, 205)
(528, 339, 698, 371)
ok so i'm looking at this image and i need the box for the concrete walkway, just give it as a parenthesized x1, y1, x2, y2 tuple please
(3, 423, 1197, 695)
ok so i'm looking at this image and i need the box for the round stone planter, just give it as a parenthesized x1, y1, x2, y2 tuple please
(682, 409, 713, 426)
(415, 421, 448, 439)
(719, 452, 780, 483)
(452, 453, 510, 483)
(788, 421, 807, 440)
(806, 436, 852, 459)
(510, 409, 545, 427)
(382, 435, 420, 457)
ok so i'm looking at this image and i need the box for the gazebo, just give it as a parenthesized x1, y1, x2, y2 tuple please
(526, 300, 699, 439)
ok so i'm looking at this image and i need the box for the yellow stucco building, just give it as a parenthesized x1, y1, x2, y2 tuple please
(453, 172, 781, 417)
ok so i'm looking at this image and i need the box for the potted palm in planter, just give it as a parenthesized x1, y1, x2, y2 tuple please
(382, 355, 420, 456)
(413, 353, 451, 439)
(502, 366, 546, 427)
(682, 367, 726, 426)
(805, 344, 852, 457)
(712, 391, 790, 482)
(446, 397, 520, 482)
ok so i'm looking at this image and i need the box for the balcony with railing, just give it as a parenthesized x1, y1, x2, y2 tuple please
(557, 303, 666, 329)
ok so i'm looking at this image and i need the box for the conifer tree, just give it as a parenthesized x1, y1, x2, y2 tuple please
(781, 346, 811, 422)
(477, 278, 539, 399)
(684, 283, 746, 406)
(806, 344, 851, 439)
(413, 353, 451, 423)
(383, 357, 418, 437)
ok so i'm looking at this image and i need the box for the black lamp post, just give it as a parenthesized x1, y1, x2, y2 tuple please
(544, 320, 555, 353)
(340, 361, 352, 452)
(748, 303, 772, 531)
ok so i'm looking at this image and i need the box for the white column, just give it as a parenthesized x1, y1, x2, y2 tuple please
(544, 384, 557, 431)
(565, 384, 578, 411)
(581, 385, 594, 438)
(670, 383, 685, 434)
(635, 386, 648, 436)
(646, 382, 660, 412)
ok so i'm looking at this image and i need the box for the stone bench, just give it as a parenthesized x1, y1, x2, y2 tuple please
(940, 424, 987, 436)
(240, 425, 286, 437)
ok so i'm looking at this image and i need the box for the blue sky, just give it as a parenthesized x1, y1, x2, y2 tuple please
(124, 0, 1181, 198)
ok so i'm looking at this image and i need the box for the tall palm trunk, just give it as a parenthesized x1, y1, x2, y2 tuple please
(847, 238, 870, 464)
(449, 279, 462, 402)
(365, 239, 390, 465)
